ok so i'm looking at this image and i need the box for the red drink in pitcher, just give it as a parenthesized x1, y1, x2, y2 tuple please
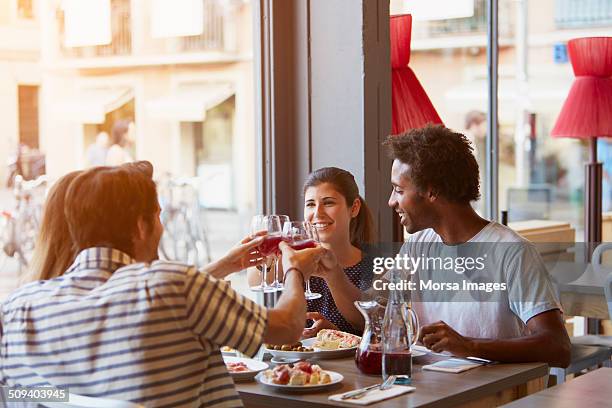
(355, 348, 383, 375)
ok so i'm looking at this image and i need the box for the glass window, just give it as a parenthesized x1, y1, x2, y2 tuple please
(410, 0, 612, 240)
(0, 0, 259, 301)
(17, 0, 34, 19)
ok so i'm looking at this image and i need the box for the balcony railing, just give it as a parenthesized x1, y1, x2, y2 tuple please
(412, 0, 514, 41)
(57, 0, 232, 60)
(181, 0, 226, 52)
(58, 0, 132, 58)
(555, 0, 612, 28)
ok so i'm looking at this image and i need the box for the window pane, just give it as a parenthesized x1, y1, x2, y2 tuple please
(0, 0, 259, 302)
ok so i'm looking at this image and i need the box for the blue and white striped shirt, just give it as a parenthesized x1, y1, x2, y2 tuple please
(0, 247, 267, 407)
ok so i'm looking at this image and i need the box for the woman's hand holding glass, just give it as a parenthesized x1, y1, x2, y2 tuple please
(277, 240, 325, 282)
(200, 232, 265, 279)
(217, 233, 266, 276)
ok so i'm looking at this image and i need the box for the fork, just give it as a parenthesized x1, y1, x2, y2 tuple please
(341, 375, 396, 400)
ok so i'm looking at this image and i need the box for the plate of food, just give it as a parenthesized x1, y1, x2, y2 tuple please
(256, 361, 343, 392)
(221, 346, 238, 356)
(224, 356, 269, 382)
(304, 329, 361, 358)
(264, 330, 361, 360)
(263, 341, 317, 360)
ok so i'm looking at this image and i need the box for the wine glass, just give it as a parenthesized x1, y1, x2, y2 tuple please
(250, 215, 282, 292)
(271, 215, 290, 290)
(282, 221, 322, 300)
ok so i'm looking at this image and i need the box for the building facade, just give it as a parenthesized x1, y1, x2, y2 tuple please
(39, 0, 255, 212)
(408, 0, 612, 228)
(0, 0, 41, 185)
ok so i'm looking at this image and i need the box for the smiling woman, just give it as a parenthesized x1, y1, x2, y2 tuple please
(300, 167, 375, 336)
(246, 167, 376, 335)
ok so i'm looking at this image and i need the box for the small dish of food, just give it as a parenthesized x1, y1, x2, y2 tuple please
(221, 346, 239, 356)
(223, 356, 269, 382)
(256, 362, 343, 392)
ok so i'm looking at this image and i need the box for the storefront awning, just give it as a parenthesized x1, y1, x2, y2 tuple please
(56, 87, 134, 124)
(146, 83, 235, 122)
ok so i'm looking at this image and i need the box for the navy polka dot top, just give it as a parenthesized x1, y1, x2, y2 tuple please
(307, 256, 374, 335)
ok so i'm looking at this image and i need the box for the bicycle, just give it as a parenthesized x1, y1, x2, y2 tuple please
(157, 174, 212, 268)
(0, 175, 47, 274)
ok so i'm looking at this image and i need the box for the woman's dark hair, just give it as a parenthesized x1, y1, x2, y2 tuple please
(64, 161, 157, 257)
(384, 124, 480, 203)
(303, 167, 374, 249)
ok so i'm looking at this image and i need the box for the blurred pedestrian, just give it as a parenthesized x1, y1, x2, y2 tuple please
(106, 120, 134, 166)
(86, 131, 109, 167)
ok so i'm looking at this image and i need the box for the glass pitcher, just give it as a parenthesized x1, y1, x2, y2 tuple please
(354, 300, 384, 375)
(354, 299, 419, 376)
(382, 283, 419, 385)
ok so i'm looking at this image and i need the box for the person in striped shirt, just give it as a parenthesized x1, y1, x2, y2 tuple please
(0, 161, 325, 407)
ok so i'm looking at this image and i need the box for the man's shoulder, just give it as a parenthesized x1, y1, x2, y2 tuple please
(406, 228, 440, 243)
(473, 222, 527, 244)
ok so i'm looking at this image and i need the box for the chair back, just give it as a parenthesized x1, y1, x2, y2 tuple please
(40, 393, 143, 408)
(591, 242, 612, 319)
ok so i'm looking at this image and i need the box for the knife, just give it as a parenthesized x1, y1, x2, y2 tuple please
(339, 383, 382, 400)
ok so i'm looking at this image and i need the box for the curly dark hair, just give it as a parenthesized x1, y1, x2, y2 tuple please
(383, 125, 480, 203)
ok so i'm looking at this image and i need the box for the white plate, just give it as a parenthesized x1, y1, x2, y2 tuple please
(270, 356, 302, 365)
(264, 337, 359, 360)
(264, 345, 317, 360)
(224, 356, 269, 382)
(303, 337, 359, 359)
(221, 347, 238, 357)
(255, 370, 344, 392)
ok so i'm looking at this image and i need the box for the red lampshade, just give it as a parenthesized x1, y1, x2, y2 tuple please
(551, 37, 612, 139)
(391, 13, 411, 68)
(390, 14, 443, 135)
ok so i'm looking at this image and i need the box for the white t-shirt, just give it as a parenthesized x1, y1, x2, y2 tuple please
(398, 222, 561, 339)
(105, 144, 133, 166)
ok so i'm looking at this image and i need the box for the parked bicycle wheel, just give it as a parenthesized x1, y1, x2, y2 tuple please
(160, 207, 202, 267)
(157, 175, 212, 267)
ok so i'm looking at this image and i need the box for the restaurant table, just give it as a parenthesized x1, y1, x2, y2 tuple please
(503, 367, 612, 407)
(236, 355, 548, 408)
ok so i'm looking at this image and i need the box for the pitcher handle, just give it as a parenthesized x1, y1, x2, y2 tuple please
(402, 305, 420, 344)
(410, 308, 420, 344)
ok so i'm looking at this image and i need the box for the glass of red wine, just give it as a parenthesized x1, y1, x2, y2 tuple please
(250, 215, 282, 292)
(270, 215, 290, 290)
(282, 221, 321, 300)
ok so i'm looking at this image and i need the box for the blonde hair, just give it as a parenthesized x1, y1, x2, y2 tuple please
(24, 170, 83, 283)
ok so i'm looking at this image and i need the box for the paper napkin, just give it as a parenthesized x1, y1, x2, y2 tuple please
(329, 385, 415, 405)
(422, 358, 483, 373)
